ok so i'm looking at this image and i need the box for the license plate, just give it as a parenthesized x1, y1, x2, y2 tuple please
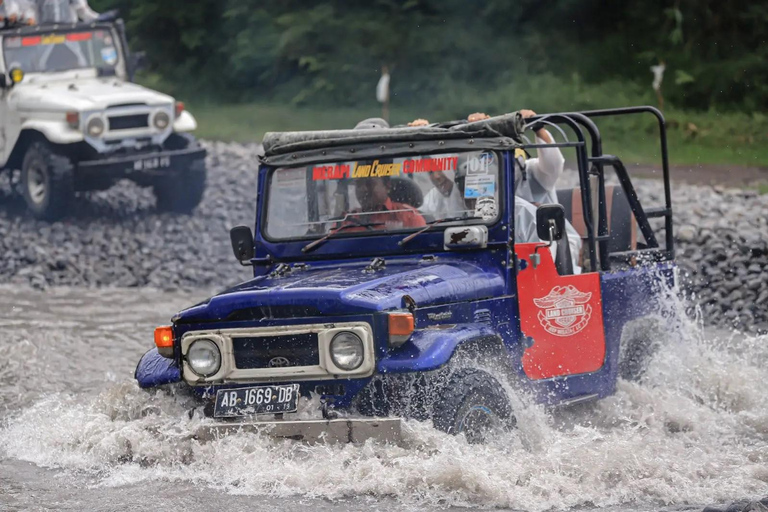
(133, 155, 171, 172)
(213, 384, 299, 418)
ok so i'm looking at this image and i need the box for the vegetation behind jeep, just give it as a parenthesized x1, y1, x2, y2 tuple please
(0, 20, 207, 220)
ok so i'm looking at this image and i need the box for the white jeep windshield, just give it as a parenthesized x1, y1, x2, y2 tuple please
(2, 29, 120, 74)
(264, 150, 502, 240)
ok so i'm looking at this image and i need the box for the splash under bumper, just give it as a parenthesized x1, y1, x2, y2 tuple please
(194, 417, 402, 445)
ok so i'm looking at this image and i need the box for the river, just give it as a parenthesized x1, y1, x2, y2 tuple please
(0, 285, 766, 511)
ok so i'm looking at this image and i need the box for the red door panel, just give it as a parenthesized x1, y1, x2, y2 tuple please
(515, 242, 606, 380)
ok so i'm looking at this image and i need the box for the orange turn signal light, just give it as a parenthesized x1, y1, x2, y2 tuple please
(65, 111, 79, 129)
(154, 325, 174, 349)
(388, 312, 414, 337)
(175, 101, 185, 118)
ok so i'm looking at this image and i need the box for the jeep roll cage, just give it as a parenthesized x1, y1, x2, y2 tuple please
(260, 107, 674, 273)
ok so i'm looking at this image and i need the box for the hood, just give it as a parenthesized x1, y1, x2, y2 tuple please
(175, 260, 505, 323)
(10, 76, 173, 112)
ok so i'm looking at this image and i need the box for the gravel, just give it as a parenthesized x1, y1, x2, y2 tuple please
(1, 142, 766, 332)
(0, 141, 257, 291)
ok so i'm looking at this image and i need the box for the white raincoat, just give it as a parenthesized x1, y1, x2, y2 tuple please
(516, 131, 582, 273)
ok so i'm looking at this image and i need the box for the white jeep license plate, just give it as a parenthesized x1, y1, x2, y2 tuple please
(133, 156, 171, 172)
(213, 384, 300, 418)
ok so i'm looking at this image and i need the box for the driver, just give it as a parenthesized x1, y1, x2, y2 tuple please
(349, 175, 426, 230)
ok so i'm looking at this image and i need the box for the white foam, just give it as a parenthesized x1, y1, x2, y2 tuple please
(1, 287, 766, 511)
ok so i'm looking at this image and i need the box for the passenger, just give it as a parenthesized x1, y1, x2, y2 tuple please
(468, 110, 582, 273)
(1, 0, 36, 26)
(405, 118, 467, 219)
(350, 176, 426, 230)
(35, 0, 98, 24)
(420, 170, 467, 219)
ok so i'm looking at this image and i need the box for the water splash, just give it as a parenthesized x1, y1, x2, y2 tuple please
(0, 285, 766, 511)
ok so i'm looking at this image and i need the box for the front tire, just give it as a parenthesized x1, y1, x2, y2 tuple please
(432, 368, 515, 444)
(153, 157, 207, 214)
(20, 141, 75, 221)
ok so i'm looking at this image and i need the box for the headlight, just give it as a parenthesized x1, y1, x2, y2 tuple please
(86, 116, 105, 137)
(329, 332, 364, 371)
(153, 111, 171, 130)
(187, 339, 221, 377)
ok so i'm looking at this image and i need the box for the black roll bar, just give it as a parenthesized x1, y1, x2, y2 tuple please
(579, 106, 674, 259)
(525, 107, 675, 271)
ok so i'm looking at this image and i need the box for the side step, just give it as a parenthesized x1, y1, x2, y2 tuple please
(194, 417, 403, 445)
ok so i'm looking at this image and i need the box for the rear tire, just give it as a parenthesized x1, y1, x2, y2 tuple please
(153, 158, 207, 214)
(20, 141, 75, 221)
(618, 317, 664, 381)
(432, 368, 515, 444)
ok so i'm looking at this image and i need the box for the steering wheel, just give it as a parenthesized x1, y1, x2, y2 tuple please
(345, 215, 381, 231)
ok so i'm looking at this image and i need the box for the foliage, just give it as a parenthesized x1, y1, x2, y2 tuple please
(90, 0, 767, 112)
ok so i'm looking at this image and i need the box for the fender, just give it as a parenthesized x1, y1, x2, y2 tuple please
(173, 111, 197, 133)
(19, 121, 84, 145)
(135, 348, 181, 389)
(377, 323, 502, 374)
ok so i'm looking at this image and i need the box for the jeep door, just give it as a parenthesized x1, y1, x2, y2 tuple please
(514, 241, 607, 380)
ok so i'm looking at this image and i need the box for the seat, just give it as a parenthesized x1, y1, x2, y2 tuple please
(389, 177, 424, 209)
(556, 185, 637, 257)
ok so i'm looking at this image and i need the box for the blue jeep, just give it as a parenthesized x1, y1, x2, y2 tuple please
(135, 107, 676, 443)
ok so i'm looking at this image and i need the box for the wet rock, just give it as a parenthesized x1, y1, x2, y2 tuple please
(677, 224, 698, 242)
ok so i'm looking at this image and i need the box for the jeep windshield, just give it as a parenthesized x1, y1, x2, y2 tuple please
(2, 28, 121, 74)
(264, 151, 502, 241)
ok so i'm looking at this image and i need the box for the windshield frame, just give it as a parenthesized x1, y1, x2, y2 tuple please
(260, 150, 506, 245)
(1, 24, 125, 76)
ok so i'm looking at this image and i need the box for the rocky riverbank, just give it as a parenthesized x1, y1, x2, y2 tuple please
(1, 141, 766, 332)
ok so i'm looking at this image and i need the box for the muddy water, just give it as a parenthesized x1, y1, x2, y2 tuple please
(0, 285, 766, 512)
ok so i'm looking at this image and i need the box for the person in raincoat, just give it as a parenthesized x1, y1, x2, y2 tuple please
(1, 0, 37, 26)
(468, 110, 582, 273)
(35, 0, 98, 23)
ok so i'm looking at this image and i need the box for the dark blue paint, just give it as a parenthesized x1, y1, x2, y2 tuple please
(379, 324, 500, 373)
(135, 348, 181, 388)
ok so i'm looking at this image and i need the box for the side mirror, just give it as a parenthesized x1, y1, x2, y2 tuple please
(230, 226, 255, 265)
(536, 204, 565, 242)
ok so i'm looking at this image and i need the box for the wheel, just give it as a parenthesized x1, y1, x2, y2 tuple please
(153, 157, 207, 214)
(20, 141, 75, 221)
(432, 368, 515, 444)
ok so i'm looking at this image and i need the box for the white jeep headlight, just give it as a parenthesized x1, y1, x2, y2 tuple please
(86, 116, 105, 137)
(329, 331, 364, 371)
(153, 111, 170, 130)
(187, 339, 221, 377)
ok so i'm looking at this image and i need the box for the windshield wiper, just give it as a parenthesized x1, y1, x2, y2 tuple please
(301, 220, 385, 253)
(398, 215, 477, 246)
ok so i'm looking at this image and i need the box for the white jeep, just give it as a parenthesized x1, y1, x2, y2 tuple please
(0, 19, 207, 220)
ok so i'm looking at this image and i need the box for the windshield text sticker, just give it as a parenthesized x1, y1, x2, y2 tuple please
(312, 155, 459, 181)
(402, 155, 458, 174)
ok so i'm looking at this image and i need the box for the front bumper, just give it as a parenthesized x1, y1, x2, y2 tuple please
(77, 146, 206, 181)
(194, 417, 402, 445)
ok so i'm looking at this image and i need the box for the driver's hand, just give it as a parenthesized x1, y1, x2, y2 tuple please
(520, 109, 537, 119)
(408, 118, 430, 127)
(467, 112, 490, 122)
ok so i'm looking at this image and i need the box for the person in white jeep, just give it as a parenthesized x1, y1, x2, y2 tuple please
(0, 17, 207, 220)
